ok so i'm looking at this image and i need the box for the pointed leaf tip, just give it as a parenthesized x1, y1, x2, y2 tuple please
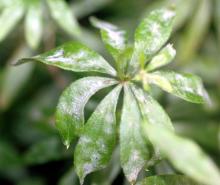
(13, 58, 36, 66)
(90, 16, 128, 63)
(17, 42, 117, 75)
(56, 77, 118, 146)
(128, 8, 176, 75)
(64, 140, 70, 149)
(147, 71, 208, 104)
(74, 85, 122, 182)
(120, 84, 151, 183)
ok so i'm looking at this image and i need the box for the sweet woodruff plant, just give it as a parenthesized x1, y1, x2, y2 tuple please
(16, 7, 220, 185)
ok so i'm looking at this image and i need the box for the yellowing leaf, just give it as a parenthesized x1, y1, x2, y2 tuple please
(146, 44, 176, 71)
(147, 71, 208, 103)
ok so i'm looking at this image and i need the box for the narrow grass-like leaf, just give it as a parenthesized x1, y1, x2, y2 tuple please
(25, 0, 43, 49)
(146, 44, 176, 71)
(0, 3, 24, 42)
(128, 8, 175, 75)
(56, 77, 118, 148)
(120, 84, 151, 184)
(215, 0, 220, 45)
(74, 85, 122, 184)
(136, 175, 200, 185)
(47, 0, 80, 36)
(16, 42, 117, 76)
(147, 70, 208, 103)
(144, 124, 220, 185)
(177, 0, 211, 63)
(90, 17, 128, 62)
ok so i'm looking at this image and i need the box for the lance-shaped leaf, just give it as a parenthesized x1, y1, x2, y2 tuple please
(132, 85, 174, 131)
(56, 77, 118, 148)
(136, 175, 200, 185)
(146, 44, 176, 71)
(120, 84, 151, 184)
(0, 2, 24, 42)
(16, 42, 117, 76)
(128, 8, 175, 75)
(147, 70, 208, 103)
(131, 85, 173, 165)
(25, 0, 43, 49)
(144, 124, 220, 185)
(177, 0, 211, 63)
(47, 0, 80, 36)
(90, 17, 128, 62)
(74, 85, 122, 184)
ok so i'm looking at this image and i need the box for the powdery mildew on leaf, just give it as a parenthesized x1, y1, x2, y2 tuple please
(147, 71, 208, 103)
(146, 43, 176, 71)
(74, 85, 122, 184)
(128, 8, 175, 75)
(120, 84, 151, 184)
(56, 77, 118, 148)
(90, 17, 128, 61)
(17, 42, 117, 76)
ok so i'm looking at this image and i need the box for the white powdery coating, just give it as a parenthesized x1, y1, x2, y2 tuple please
(104, 126, 113, 135)
(167, 44, 176, 57)
(175, 74, 195, 93)
(105, 113, 114, 123)
(83, 163, 93, 174)
(163, 10, 175, 21)
(80, 136, 92, 144)
(148, 22, 162, 52)
(96, 139, 107, 153)
(107, 29, 126, 49)
(126, 150, 143, 182)
(91, 152, 101, 163)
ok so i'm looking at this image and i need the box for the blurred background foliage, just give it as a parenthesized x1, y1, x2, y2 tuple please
(0, 0, 220, 184)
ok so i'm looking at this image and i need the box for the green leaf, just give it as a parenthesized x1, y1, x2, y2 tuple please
(0, 2, 24, 42)
(90, 146, 121, 185)
(131, 85, 174, 131)
(56, 77, 118, 148)
(136, 175, 200, 185)
(146, 44, 176, 71)
(74, 85, 122, 184)
(16, 42, 117, 76)
(131, 85, 174, 166)
(144, 124, 220, 185)
(46, 0, 80, 36)
(128, 8, 175, 75)
(120, 84, 151, 184)
(90, 17, 128, 62)
(177, 0, 211, 64)
(25, 0, 43, 49)
(0, 44, 34, 110)
(215, 0, 220, 45)
(147, 71, 208, 103)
